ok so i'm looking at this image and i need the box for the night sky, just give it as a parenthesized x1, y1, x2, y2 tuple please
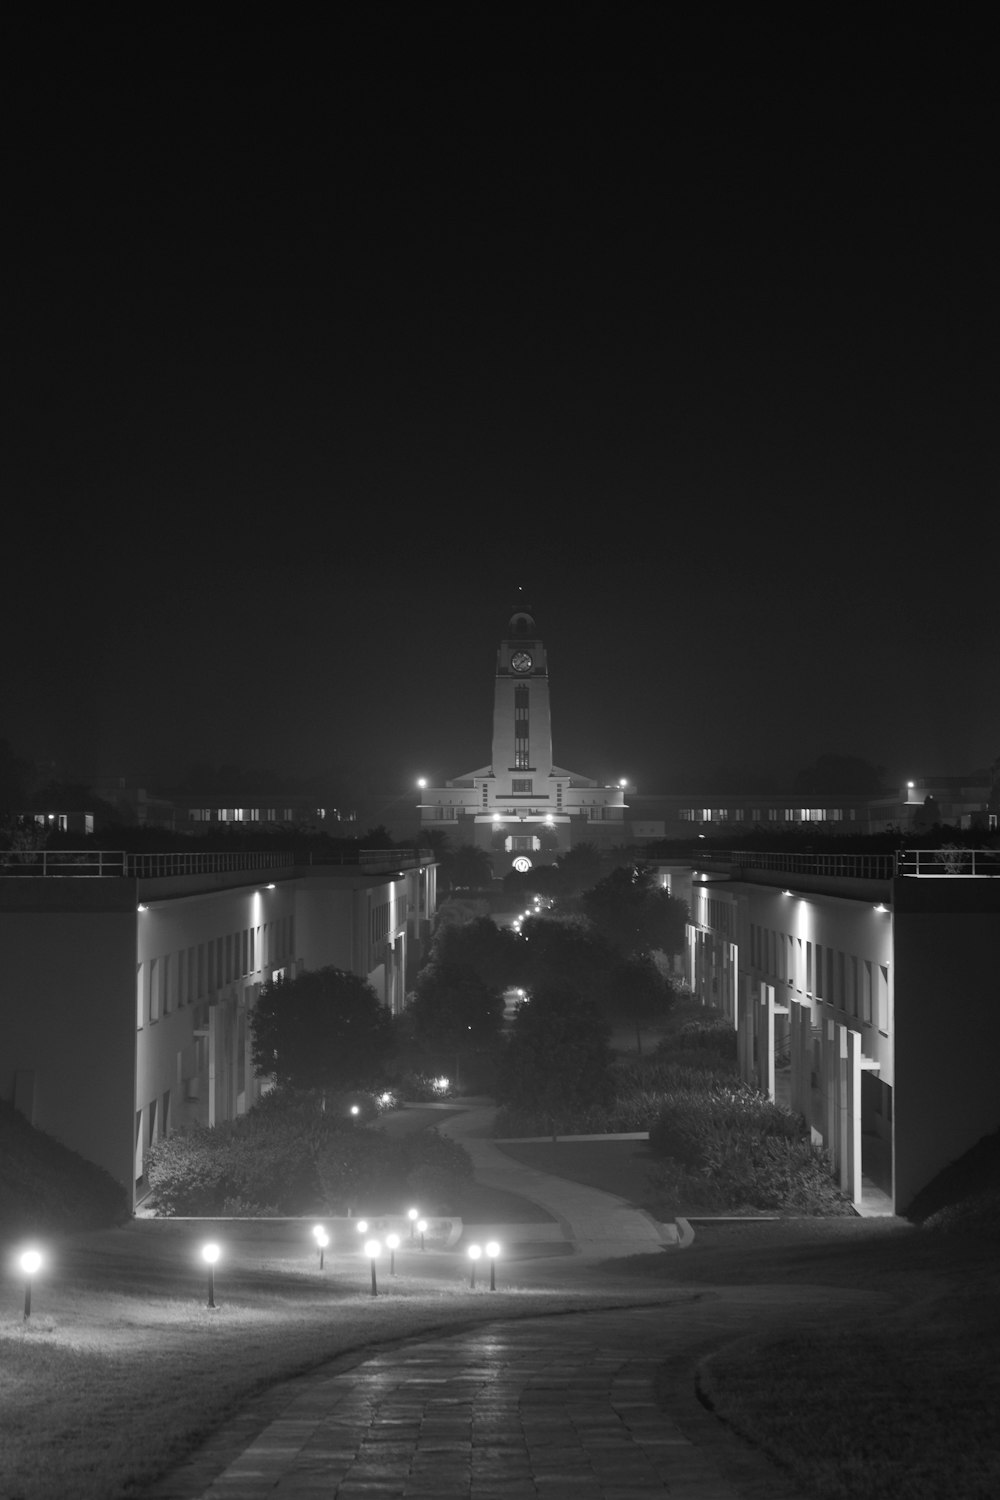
(5, 12, 998, 803)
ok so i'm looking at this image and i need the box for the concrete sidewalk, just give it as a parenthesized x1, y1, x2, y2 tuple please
(438, 1102, 677, 1258)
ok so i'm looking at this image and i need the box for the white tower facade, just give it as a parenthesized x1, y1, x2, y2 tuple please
(418, 602, 627, 870)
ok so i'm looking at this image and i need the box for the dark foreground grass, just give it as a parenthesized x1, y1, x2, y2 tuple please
(647, 1219, 1000, 1500)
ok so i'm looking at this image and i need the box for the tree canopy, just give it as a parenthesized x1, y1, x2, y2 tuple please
(495, 983, 614, 1122)
(430, 915, 520, 992)
(250, 967, 394, 1092)
(580, 864, 687, 958)
(407, 960, 505, 1053)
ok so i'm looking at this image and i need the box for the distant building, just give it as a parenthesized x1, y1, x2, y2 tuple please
(0, 847, 437, 1208)
(655, 845, 1000, 1214)
(418, 603, 627, 874)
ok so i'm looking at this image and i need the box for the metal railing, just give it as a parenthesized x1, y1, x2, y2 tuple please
(700, 850, 898, 880)
(0, 850, 295, 879)
(896, 847, 1000, 878)
(0, 848, 433, 879)
(694, 848, 1000, 879)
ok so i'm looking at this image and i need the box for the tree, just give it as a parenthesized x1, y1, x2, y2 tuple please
(606, 955, 674, 1056)
(552, 842, 603, 897)
(250, 967, 394, 1093)
(442, 843, 495, 890)
(517, 914, 616, 1000)
(431, 916, 520, 992)
(580, 864, 687, 959)
(407, 961, 505, 1052)
(495, 984, 614, 1126)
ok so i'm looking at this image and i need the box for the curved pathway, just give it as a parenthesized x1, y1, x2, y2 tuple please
(148, 1100, 881, 1498)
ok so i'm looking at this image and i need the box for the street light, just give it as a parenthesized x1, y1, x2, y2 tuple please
(20, 1249, 41, 1320)
(467, 1243, 481, 1289)
(313, 1226, 329, 1270)
(485, 1240, 500, 1292)
(407, 1207, 419, 1241)
(355, 1219, 369, 1236)
(417, 1218, 427, 1251)
(385, 1232, 400, 1274)
(364, 1239, 381, 1297)
(201, 1242, 220, 1308)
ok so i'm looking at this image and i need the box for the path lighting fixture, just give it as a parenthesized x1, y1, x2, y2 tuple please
(201, 1242, 220, 1308)
(385, 1232, 400, 1274)
(314, 1227, 329, 1270)
(417, 778, 427, 788)
(417, 1219, 428, 1251)
(407, 1207, 419, 1241)
(20, 1249, 42, 1320)
(364, 1239, 381, 1297)
(485, 1240, 500, 1292)
(349, 1104, 360, 1117)
(356, 1220, 369, 1236)
(468, 1243, 482, 1289)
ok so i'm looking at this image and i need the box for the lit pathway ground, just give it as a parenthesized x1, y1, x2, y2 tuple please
(146, 1100, 881, 1498)
(438, 1101, 675, 1260)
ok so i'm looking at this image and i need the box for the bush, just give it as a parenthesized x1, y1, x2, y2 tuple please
(145, 1096, 476, 1218)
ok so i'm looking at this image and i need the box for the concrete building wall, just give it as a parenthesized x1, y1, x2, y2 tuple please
(0, 902, 137, 1196)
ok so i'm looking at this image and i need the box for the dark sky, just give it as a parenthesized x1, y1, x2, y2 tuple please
(5, 11, 998, 800)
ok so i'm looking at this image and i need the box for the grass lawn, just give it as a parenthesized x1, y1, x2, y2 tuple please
(0, 1219, 682, 1500)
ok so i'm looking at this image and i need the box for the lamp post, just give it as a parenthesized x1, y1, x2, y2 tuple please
(407, 1207, 418, 1242)
(20, 1249, 41, 1320)
(364, 1239, 381, 1297)
(485, 1240, 500, 1292)
(467, 1243, 481, 1289)
(417, 1218, 427, 1251)
(385, 1232, 400, 1275)
(313, 1227, 329, 1270)
(202, 1242, 220, 1308)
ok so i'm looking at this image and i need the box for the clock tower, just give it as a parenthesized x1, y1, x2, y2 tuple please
(416, 599, 628, 864)
(491, 603, 554, 797)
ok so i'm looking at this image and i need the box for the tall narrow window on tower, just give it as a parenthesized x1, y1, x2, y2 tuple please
(514, 685, 530, 769)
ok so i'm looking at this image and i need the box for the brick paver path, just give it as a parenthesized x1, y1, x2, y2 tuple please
(153, 1297, 824, 1499)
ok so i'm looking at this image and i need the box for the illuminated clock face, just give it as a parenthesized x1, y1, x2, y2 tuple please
(510, 651, 533, 673)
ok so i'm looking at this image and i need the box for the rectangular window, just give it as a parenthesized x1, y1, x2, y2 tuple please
(826, 948, 835, 1005)
(837, 951, 845, 1010)
(806, 941, 812, 994)
(849, 955, 858, 1017)
(815, 944, 823, 998)
(148, 1097, 157, 1148)
(242, 929, 249, 976)
(197, 943, 206, 998)
(514, 684, 530, 768)
(250, 927, 256, 971)
(225, 933, 233, 984)
(511, 779, 533, 793)
(878, 964, 889, 1035)
(163, 954, 172, 1015)
(215, 937, 223, 989)
(136, 963, 144, 1030)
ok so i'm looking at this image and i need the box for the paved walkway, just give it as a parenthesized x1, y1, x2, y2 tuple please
(147, 1101, 866, 1498)
(438, 1103, 676, 1259)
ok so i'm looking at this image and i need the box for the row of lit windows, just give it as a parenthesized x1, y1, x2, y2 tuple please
(137, 916, 294, 1029)
(750, 923, 889, 1033)
(188, 808, 314, 822)
(681, 808, 852, 823)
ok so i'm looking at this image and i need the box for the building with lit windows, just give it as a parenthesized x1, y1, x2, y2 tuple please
(0, 848, 437, 1208)
(654, 847, 1000, 1214)
(418, 602, 627, 872)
